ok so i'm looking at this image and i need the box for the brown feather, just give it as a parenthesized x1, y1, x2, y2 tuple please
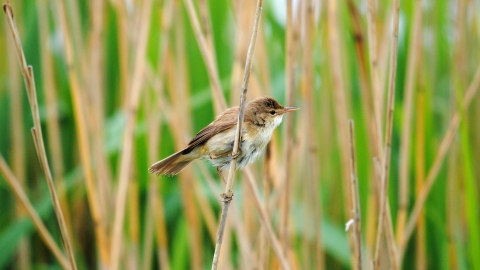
(148, 150, 196, 176)
(182, 106, 238, 154)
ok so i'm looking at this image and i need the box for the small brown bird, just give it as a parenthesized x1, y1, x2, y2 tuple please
(148, 97, 298, 181)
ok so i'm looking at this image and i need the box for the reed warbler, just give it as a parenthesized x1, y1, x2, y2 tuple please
(148, 97, 298, 182)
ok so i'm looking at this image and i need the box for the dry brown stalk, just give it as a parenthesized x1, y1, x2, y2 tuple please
(385, 202, 398, 269)
(196, 161, 254, 262)
(414, 84, 426, 270)
(6, 8, 30, 269)
(373, 0, 401, 268)
(229, 0, 254, 105)
(211, 1, 264, 268)
(347, 0, 379, 159)
(396, 0, 422, 242)
(141, 194, 155, 270)
(112, 0, 129, 101)
(400, 62, 480, 260)
(110, 0, 154, 268)
(243, 169, 292, 270)
(55, 0, 110, 264)
(446, 135, 459, 270)
(366, 0, 384, 160)
(229, 204, 256, 270)
(143, 3, 175, 264)
(147, 114, 171, 270)
(3, 3, 77, 269)
(327, 1, 356, 266)
(37, 0, 69, 214)
(142, 98, 160, 270)
(348, 121, 363, 270)
(198, 0, 216, 64)
(259, 143, 272, 269)
(88, 0, 113, 223)
(183, 0, 227, 113)
(279, 0, 295, 256)
(174, 14, 205, 268)
(365, 0, 382, 259)
(0, 155, 70, 269)
(303, 1, 323, 269)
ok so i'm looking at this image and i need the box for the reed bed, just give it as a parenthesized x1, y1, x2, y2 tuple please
(1, 0, 479, 269)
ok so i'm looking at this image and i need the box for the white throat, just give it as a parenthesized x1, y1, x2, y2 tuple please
(270, 115, 284, 129)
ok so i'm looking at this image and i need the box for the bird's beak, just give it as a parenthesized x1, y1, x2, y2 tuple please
(283, 107, 300, 114)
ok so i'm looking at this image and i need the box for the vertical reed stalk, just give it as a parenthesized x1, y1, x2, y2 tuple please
(243, 169, 292, 270)
(259, 143, 272, 269)
(400, 63, 480, 257)
(346, 0, 378, 159)
(396, 0, 422, 242)
(112, 0, 129, 101)
(146, 98, 171, 270)
(446, 133, 459, 270)
(55, 0, 110, 265)
(414, 81, 426, 270)
(373, 0, 400, 268)
(348, 121, 363, 270)
(304, 1, 323, 269)
(3, 4, 77, 269)
(365, 0, 382, 261)
(0, 155, 69, 269)
(173, 13, 205, 268)
(366, 0, 384, 159)
(110, 0, 153, 268)
(211, 1, 264, 268)
(183, 0, 227, 113)
(280, 0, 295, 256)
(326, 1, 356, 266)
(6, 11, 29, 270)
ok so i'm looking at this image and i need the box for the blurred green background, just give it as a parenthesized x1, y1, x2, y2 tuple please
(1, 0, 480, 269)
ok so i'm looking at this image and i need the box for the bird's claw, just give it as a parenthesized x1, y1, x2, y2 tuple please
(220, 192, 234, 202)
(229, 150, 241, 159)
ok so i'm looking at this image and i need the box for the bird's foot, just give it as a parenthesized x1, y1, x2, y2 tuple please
(220, 192, 234, 202)
(229, 150, 241, 159)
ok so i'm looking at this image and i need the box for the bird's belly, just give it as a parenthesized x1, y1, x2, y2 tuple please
(202, 128, 272, 172)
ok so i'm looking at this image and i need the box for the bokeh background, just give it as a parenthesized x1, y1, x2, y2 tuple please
(1, 0, 480, 269)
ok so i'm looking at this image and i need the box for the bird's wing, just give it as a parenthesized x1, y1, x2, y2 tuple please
(182, 107, 239, 154)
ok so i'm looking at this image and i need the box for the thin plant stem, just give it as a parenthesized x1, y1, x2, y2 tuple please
(259, 143, 272, 269)
(211, 1, 263, 268)
(3, 4, 77, 270)
(365, 0, 382, 260)
(280, 0, 295, 254)
(0, 155, 70, 269)
(347, 0, 378, 159)
(367, 0, 383, 160)
(55, 0, 110, 264)
(112, 0, 129, 101)
(183, 0, 227, 113)
(396, 0, 422, 242)
(143, 1, 175, 264)
(173, 13, 204, 269)
(327, 1, 356, 266)
(400, 62, 480, 259)
(110, 0, 153, 269)
(243, 169, 292, 270)
(348, 120, 363, 270)
(414, 81, 426, 270)
(6, 10, 30, 270)
(373, 0, 401, 268)
(446, 129, 459, 270)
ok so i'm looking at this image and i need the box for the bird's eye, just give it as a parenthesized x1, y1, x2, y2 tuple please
(269, 110, 276, 115)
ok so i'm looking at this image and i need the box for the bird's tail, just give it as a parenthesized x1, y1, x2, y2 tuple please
(148, 150, 196, 176)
